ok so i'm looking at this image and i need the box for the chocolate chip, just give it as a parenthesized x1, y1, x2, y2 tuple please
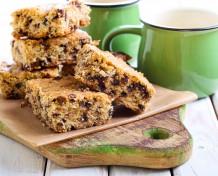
(70, 25, 77, 30)
(84, 102, 91, 108)
(57, 9, 65, 18)
(18, 29, 23, 34)
(62, 119, 66, 123)
(54, 96, 67, 105)
(43, 18, 48, 25)
(3, 80, 10, 84)
(112, 74, 120, 86)
(120, 91, 127, 97)
(121, 74, 128, 84)
(11, 40, 15, 48)
(84, 63, 89, 67)
(41, 60, 47, 66)
(53, 77, 62, 80)
(109, 90, 116, 96)
(43, 74, 50, 78)
(71, 126, 75, 130)
(79, 38, 87, 47)
(57, 122, 64, 126)
(23, 32, 28, 36)
(35, 23, 40, 28)
(47, 57, 51, 62)
(98, 81, 106, 92)
(75, 0, 81, 9)
(53, 14, 59, 20)
(138, 104, 145, 111)
(86, 74, 94, 81)
(126, 85, 134, 92)
(15, 82, 22, 89)
(53, 113, 60, 118)
(94, 75, 107, 91)
(27, 17, 32, 23)
(135, 82, 146, 91)
(52, 9, 65, 20)
(79, 101, 91, 109)
(112, 79, 120, 86)
(41, 39, 50, 50)
(8, 90, 20, 99)
(81, 115, 88, 122)
(68, 94, 77, 99)
(69, 99, 75, 104)
(94, 59, 99, 63)
(23, 65, 30, 70)
(44, 45, 50, 50)
(60, 44, 67, 52)
(69, 50, 77, 61)
(142, 91, 149, 99)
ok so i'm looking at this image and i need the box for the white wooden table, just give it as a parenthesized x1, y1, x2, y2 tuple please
(1, 0, 218, 175)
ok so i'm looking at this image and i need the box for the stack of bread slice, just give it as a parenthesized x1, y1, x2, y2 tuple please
(0, 0, 155, 133)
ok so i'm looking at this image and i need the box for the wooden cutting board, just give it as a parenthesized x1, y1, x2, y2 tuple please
(0, 86, 197, 168)
(1, 106, 192, 169)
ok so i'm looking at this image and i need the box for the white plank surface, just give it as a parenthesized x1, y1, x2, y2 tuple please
(45, 160, 108, 176)
(109, 166, 171, 176)
(173, 98, 218, 176)
(0, 134, 46, 176)
(212, 93, 218, 118)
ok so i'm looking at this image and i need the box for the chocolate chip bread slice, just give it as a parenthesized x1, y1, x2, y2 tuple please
(74, 44, 155, 113)
(11, 0, 91, 39)
(0, 63, 60, 99)
(12, 30, 94, 71)
(25, 77, 113, 133)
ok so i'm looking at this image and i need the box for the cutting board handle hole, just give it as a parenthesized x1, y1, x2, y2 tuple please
(143, 128, 172, 140)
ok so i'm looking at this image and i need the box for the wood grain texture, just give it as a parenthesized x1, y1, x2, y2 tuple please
(109, 166, 171, 176)
(0, 86, 197, 146)
(172, 98, 218, 176)
(0, 134, 46, 176)
(36, 107, 192, 169)
(45, 160, 108, 176)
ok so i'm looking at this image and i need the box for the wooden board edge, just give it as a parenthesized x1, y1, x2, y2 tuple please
(38, 137, 193, 169)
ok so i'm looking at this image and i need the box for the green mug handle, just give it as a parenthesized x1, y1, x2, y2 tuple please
(102, 25, 142, 52)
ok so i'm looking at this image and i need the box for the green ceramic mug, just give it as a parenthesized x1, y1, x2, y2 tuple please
(83, 0, 141, 67)
(103, 8, 218, 98)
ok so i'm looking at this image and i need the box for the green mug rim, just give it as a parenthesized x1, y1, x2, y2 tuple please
(84, 0, 139, 8)
(140, 19, 218, 31)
